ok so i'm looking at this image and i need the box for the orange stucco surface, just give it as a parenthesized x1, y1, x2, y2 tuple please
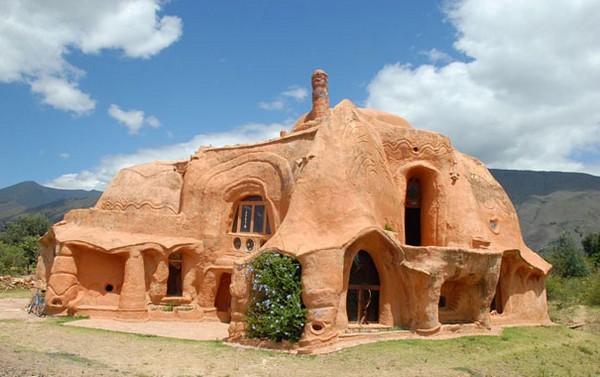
(38, 70, 551, 352)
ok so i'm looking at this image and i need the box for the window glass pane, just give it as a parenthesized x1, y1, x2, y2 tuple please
(240, 205, 252, 232)
(231, 206, 239, 232)
(346, 289, 358, 322)
(350, 251, 380, 285)
(253, 205, 265, 233)
(265, 213, 271, 235)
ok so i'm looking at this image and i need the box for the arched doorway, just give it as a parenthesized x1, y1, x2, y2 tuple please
(214, 272, 232, 322)
(346, 250, 380, 324)
(166, 252, 183, 297)
(405, 177, 421, 246)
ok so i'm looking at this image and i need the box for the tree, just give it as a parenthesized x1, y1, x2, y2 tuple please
(0, 214, 51, 244)
(547, 232, 589, 278)
(0, 241, 28, 275)
(0, 214, 51, 273)
(582, 232, 600, 267)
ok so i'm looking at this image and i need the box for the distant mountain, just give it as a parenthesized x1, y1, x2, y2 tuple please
(1, 170, 599, 250)
(0, 181, 101, 223)
(490, 169, 600, 250)
(489, 169, 600, 206)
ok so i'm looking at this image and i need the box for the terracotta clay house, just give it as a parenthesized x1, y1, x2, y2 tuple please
(38, 70, 551, 351)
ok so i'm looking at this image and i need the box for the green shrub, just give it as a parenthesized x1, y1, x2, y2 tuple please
(546, 232, 589, 278)
(244, 250, 307, 342)
(0, 241, 29, 276)
(582, 232, 600, 268)
(547, 272, 600, 308)
(585, 271, 600, 306)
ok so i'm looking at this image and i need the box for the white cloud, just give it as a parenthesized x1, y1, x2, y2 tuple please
(108, 104, 161, 135)
(259, 100, 285, 111)
(58, 152, 70, 159)
(260, 86, 308, 111)
(30, 76, 96, 115)
(0, 0, 182, 115)
(44, 121, 290, 191)
(281, 87, 308, 101)
(419, 48, 453, 64)
(366, 0, 600, 175)
(146, 116, 161, 128)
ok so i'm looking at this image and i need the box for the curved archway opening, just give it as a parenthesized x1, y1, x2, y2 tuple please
(167, 252, 183, 297)
(214, 272, 232, 323)
(405, 177, 422, 246)
(346, 250, 380, 324)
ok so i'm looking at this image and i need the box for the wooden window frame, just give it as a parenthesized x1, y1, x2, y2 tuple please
(231, 196, 272, 235)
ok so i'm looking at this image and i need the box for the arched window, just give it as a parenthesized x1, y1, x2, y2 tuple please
(405, 177, 421, 246)
(406, 177, 421, 208)
(346, 250, 380, 324)
(231, 196, 272, 235)
(166, 252, 182, 297)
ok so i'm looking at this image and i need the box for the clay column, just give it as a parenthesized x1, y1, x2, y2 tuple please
(305, 69, 329, 122)
(46, 244, 79, 315)
(291, 69, 330, 133)
(117, 248, 148, 320)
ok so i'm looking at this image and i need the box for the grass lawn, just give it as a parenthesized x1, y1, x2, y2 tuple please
(1, 286, 599, 376)
(0, 287, 30, 298)
(1, 289, 599, 377)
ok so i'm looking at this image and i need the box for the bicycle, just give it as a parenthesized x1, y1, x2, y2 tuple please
(27, 287, 46, 317)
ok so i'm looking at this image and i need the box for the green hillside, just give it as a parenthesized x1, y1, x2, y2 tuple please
(0, 181, 101, 222)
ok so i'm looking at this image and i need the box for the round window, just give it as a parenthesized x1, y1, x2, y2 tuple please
(246, 239, 254, 252)
(233, 237, 241, 250)
(490, 219, 500, 234)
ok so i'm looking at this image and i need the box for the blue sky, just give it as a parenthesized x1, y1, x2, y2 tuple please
(1, 0, 599, 190)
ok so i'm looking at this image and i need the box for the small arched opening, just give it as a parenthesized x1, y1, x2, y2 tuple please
(214, 272, 232, 323)
(405, 177, 422, 246)
(346, 250, 380, 324)
(166, 252, 183, 297)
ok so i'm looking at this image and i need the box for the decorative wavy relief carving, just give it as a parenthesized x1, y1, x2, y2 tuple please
(99, 200, 179, 214)
(97, 161, 184, 214)
(383, 138, 453, 162)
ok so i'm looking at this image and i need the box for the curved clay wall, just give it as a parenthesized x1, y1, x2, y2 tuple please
(37, 72, 551, 352)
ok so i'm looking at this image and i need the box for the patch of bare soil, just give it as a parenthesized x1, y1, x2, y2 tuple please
(0, 298, 31, 321)
(65, 318, 228, 341)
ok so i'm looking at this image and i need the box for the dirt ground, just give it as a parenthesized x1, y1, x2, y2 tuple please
(1, 297, 599, 377)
